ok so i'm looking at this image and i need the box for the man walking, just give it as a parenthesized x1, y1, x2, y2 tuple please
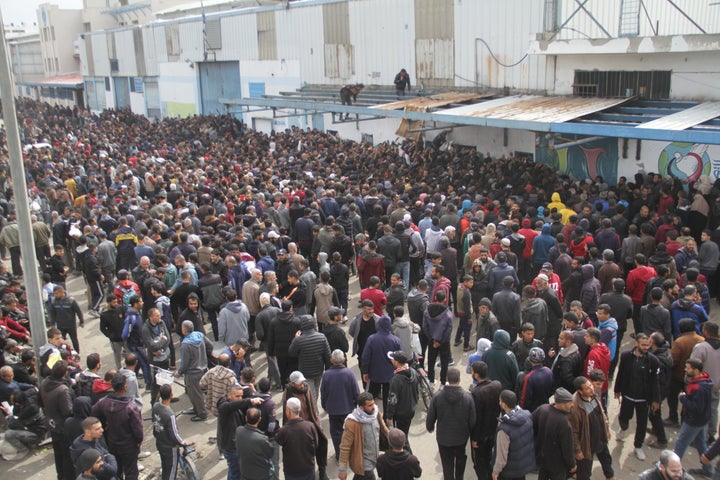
(289, 315, 331, 402)
(49, 285, 84, 353)
(426, 367, 476, 480)
(39, 360, 74, 480)
(386, 350, 419, 448)
(470, 361, 501, 480)
(614, 333, 661, 461)
(276, 397, 320, 480)
(492, 390, 536, 480)
(674, 358, 714, 478)
(91, 373, 143, 480)
(338, 391, 389, 480)
(691, 322, 720, 442)
(423, 290, 453, 386)
(532, 388, 577, 480)
(152, 385, 190, 480)
(568, 376, 614, 480)
(141, 307, 171, 405)
(321, 349, 360, 461)
(235, 407, 275, 480)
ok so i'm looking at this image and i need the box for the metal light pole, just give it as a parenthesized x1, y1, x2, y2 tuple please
(0, 8, 47, 355)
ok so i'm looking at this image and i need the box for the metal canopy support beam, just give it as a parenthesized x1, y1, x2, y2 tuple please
(219, 97, 720, 144)
(574, 0, 612, 38)
(549, 0, 592, 41)
(665, 0, 707, 34)
(554, 135, 606, 149)
(332, 115, 383, 124)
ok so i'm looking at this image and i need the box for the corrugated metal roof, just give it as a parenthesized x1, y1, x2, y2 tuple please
(437, 95, 630, 123)
(636, 101, 720, 131)
(371, 92, 493, 110)
(25, 74, 83, 87)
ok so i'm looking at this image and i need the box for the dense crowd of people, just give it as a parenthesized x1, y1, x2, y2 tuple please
(0, 98, 720, 480)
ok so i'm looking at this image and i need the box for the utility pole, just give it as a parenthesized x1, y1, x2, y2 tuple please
(0, 9, 48, 355)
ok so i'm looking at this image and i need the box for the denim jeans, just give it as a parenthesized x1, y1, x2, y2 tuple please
(223, 449, 241, 480)
(674, 423, 712, 476)
(395, 261, 410, 292)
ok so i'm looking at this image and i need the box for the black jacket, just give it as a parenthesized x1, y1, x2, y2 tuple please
(376, 449, 422, 480)
(235, 425, 275, 480)
(386, 368, 419, 419)
(532, 404, 576, 473)
(100, 305, 125, 342)
(323, 322, 349, 354)
(471, 379, 502, 442)
(426, 385, 476, 447)
(614, 349, 660, 403)
(267, 311, 300, 357)
(216, 395, 254, 452)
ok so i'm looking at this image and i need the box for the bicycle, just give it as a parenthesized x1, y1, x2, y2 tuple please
(410, 354, 435, 410)
(177, 444, 201, 480)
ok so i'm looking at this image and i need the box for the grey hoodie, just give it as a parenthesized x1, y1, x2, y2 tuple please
(218, 300, 250, 345)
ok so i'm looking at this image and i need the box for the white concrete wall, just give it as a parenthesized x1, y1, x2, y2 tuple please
(129, 91, 147, 116)
(158, 61, 198, 117)
(553, 52, 720, 101)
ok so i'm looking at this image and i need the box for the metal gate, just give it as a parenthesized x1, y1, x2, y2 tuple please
(198, 61, 241, 116)
(114, 77, 130, 109)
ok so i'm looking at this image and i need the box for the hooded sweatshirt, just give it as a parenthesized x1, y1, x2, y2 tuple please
(360, 315, 401, 383)
(579, 264, 601, 315)
(386, 367, 419, 419)
(90, 393, 143, 451)
(484, 330, 519, 390)
(63, 396, 92, 444)
(178, 331, 208, 375)
(531, 224, 556, 265)
(585, 343, 611, 392)
(391, 316, 420, 358)
(691, 337, 720, 393)
(218, 300, 250, 346)
(422, 303, 453, 344)
(598, 317, 618, 360)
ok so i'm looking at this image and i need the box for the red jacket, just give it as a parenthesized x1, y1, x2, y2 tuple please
(360, 287, 387, 316)
(626, 266, 657, 304)
(0, 316, 28, 341)
(585, 342, 611, 392)
(518, 228, 538, 259)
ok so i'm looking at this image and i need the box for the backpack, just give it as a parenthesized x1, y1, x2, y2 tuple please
(117, 284, 135, 309)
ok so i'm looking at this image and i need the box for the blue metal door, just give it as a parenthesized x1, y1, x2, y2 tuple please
(312, 114, 324, 131)
(114, 77, 130, 109)
(198, 61, 241, 115)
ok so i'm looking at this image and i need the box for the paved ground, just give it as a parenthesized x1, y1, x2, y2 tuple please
(3, 271, 718, 479)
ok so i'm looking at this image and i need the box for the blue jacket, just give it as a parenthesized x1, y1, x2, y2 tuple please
(518, 365, 554, 412)
(598, 317, 618, 359)
(488, 263, 520, 294)
(257, 256, 275, 274)
(670, 298, 708, 338)
(360, 315, 401, 383)
(495, 407, 536, 477)
(531, 224, 556, 265)
(320, 365, 360, 416)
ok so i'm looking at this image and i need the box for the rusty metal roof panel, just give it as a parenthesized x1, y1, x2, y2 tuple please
(636, 101, 720, 131)
(437, 95, 631, 123)
(371, 92, 493, 111)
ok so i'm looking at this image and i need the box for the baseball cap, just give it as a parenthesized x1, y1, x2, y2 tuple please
(278, 248, 288, 255)
(289, 371, 306, 384)
(267, 231, 280, 239)
(541, 262, 553, 271)
(388, 350, 410, 364)
(529, 347, 545, 364)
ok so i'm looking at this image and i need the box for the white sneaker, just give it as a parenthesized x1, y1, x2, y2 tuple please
(137, 464, 145, 472)
(635, 448, 646, 461)
(138, 451, 152, 459)
(616, 428, 629, 440)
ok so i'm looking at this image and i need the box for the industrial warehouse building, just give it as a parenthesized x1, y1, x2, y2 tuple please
(31, 0, 720, 184)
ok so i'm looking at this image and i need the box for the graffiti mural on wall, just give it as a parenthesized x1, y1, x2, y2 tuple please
(535, 136, 619, 185)
(657, 142, 720, 183)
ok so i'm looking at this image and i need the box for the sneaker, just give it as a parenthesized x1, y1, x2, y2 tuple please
(647, 439, 668, 449)
(463, 345, 473, 352)
(138, 451, 152, 459)
(191, 415, 208, 422)
(181, 409, 196, 415)
(87, 310, 100, 318)
(137, 464, 145, 472)
(634, 448, 646, 461)
(615, 428, 629, 441)
(453, 341, 462, 347)
(449, 358, 456, 366)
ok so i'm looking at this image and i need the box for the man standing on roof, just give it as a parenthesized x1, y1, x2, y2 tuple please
(394, 69, 411, 98)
